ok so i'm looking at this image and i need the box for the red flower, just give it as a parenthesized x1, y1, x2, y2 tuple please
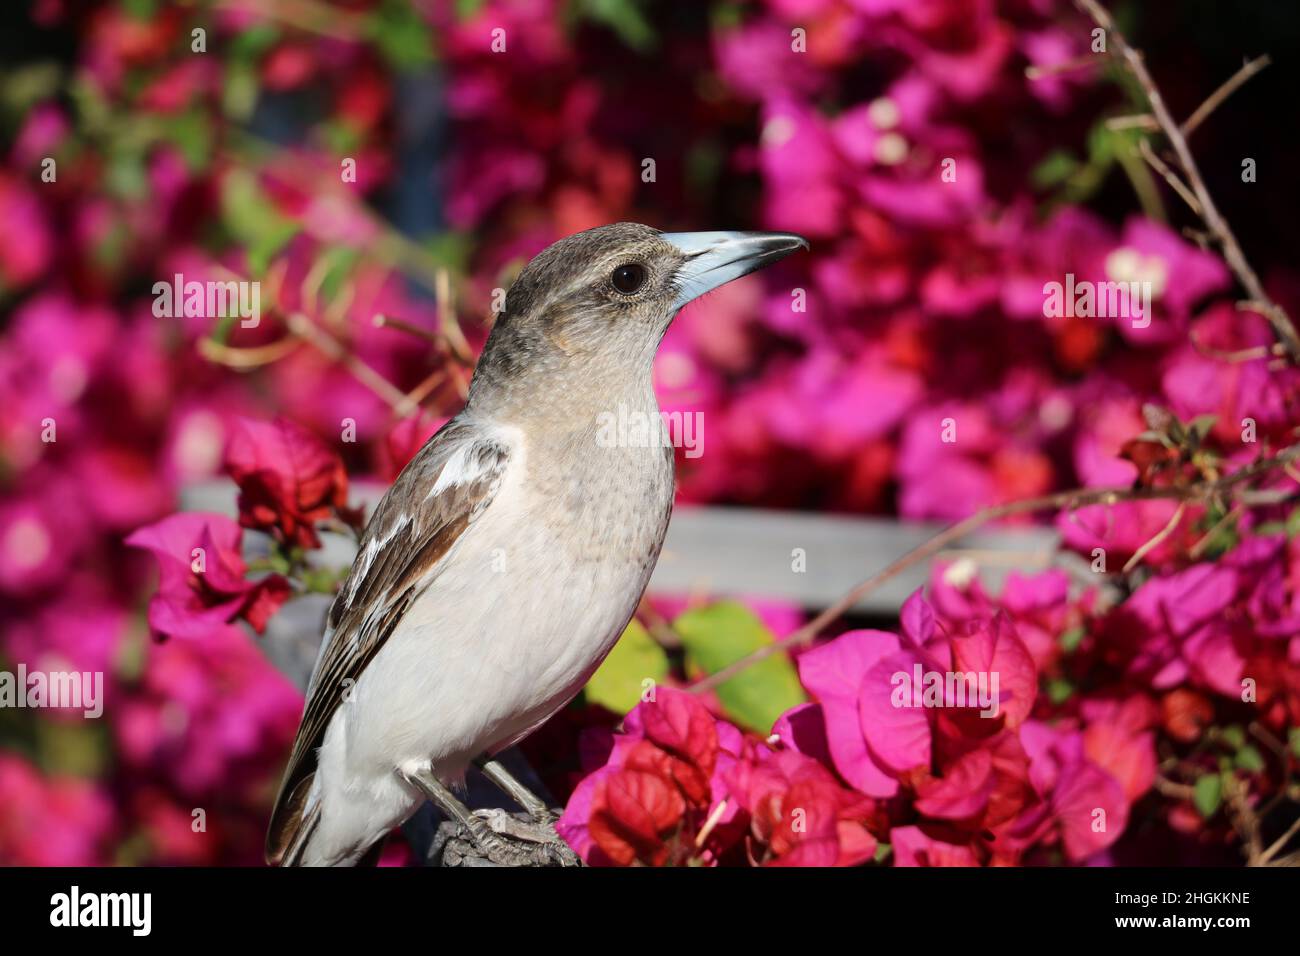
(726, 749, 878, 867)
(588, 743, 690, 867)
(224, 417, 355, 549)
(558, 688, 737, 866)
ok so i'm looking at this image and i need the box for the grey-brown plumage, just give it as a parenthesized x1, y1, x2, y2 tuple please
(267, 222, 806, 866)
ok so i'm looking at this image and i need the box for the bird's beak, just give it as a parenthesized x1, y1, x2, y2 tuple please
(662, 231, 809, 311)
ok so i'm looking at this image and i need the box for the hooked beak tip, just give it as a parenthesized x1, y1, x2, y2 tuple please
(662, 230, 809, 310)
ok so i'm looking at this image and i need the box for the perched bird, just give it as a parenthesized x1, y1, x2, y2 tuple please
(266, 222, 807, 866)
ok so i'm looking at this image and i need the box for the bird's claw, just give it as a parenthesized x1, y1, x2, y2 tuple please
(463, 809, 581, 867)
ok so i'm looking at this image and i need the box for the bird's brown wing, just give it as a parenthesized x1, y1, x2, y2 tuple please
(265, 417, 512, 865)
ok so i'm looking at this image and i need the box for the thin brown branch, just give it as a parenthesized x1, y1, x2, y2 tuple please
(197, 335, 302, 369)
(1073, 0, 1300, 362)
(1025, 54, 1097, 80)
(1153, 774, 1196, 800)
(1188, 502, 1242, 559)
(1105, 113, 1159, 132)
(1122, 499, 1187, 572)
(1225, 774, 1265, 863)
(373, 313, 442, 345)
(286, 312, 416, 415)
(1137, 138, 1202, 216)
(1182, 55, 1272, 138)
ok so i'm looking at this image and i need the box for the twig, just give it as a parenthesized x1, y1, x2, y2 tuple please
(1190, 326, 1279, 364)
(373, 313, 442, 345)
(1105, 114, 1159, 132)
(1188, 502, 1242, 559)
(286, 312, 417, 415)
(1122, 500, 1187, 572)
(1182, 55, 1272, 138)
(687, 445, 1300, 695)
(198, 335, 301, 369)
(1025, 54, 1098, 80)
(1137, 138, 1201, 216)
(1153, 774, 1196, 800)
(1073, 0, 1300, 362)
(1224, 773, 1264, 862)
(1258, 816, 1300, 868)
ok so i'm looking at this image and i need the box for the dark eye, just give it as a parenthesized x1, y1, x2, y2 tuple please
(611, 262, 647, 294)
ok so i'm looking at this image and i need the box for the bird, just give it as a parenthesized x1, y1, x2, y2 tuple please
(265, 222, 808, 866)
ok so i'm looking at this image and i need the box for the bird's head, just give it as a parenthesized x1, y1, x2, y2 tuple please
(470, 222, 807, 405)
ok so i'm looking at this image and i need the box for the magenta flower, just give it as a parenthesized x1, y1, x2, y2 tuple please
(115, 625, 302, 796)
(0, 754, 113, 866)
(125, 512, 290, 641)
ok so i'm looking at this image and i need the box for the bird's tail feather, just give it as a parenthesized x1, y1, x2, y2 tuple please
(266, 773, 317, 866)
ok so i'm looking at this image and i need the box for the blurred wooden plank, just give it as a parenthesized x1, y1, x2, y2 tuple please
(654, 505, 1063, 613)
(185, 482, 1069, 620)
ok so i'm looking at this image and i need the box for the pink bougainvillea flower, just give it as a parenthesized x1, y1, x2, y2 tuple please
(224, 416, 356, 548)
(1016, 721, 1130, 861)
(0, 754, 114, 866)
(914, 747, 996, 821)
(1081, 696, 1157, 802)
(0, 172, 53, 289)
(797, 629, 904, 797)
(2, 594, 127, 681)
(587, 743, 691, 867)
(125, 511, 290, 641)
(0, 484, 91, 596)
(1099, 560, 1243, 694)
(949, 613, 1037, 729)
(890, 824, 979, 867)
(725, 747, 877, 867)
(114, 624, 302, 796)
(558, 687, 731, 866)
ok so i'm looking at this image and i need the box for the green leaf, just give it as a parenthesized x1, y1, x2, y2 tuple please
(1047, 677, 1074, 704)
(1193, 774, 1222, 819)
(367, 0, 437, 70)
(1234, 745, 1265, 773)
(1031, 150, 1080, 190)
(123, 0, 159, 20)
(159, 109, 215, 173)
(572, 0, 657, 52)
(1220, 724, 1246, 750)
(1286, 506, 1300, 539)
(221, 170, 300, 276)
(673, 601, 806, 733)
(584, 619, 669, 715)
(1187, 414, 1218, 444)
(1058, 626, 1085, 653)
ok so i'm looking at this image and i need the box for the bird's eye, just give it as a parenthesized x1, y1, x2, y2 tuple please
(611, 262, 647, 295)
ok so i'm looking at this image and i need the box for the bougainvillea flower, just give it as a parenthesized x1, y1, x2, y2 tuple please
(558, 688, 729, 866)
(890, 824, 979, 867)
(797, 629, 905, 796)
(1016, 721, 1130, 861)
(1081, 696, 1157, 802)
(725, 748, 877, 867)
(125, 512, 290, 640)
(114, 624, 302, 796)
(224, 416, 355, 548)
(0, 754, 113, 866)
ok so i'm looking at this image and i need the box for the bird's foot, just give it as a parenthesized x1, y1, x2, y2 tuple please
(457, 809, 579, 867)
